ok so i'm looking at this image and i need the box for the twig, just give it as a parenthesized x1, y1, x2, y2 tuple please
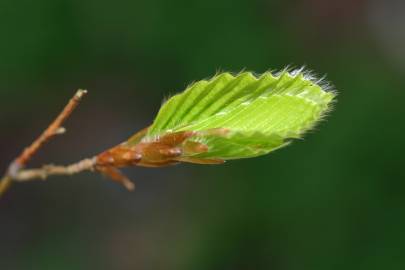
(14, 89, 88, 169)
(0, 176, 12, 197)
(0, 90, 88, 197)
(13, 158, 96, 182)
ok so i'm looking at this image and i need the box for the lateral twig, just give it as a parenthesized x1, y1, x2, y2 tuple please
(0, 90, 88, 197)
(13, 158, 96, 182)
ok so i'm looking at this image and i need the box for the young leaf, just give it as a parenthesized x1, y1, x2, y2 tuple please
(0, 70, 336, 195)
(129, 69, 336, 160)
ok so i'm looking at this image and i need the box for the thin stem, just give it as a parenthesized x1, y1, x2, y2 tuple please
(10, 158, 135, 191)
(0, 176, 12, 197)
(0, 90, 88, 198)
(14, 89, 88, 169)
(13, 158, 96, 182)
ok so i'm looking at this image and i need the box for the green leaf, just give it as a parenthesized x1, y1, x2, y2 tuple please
(135, 70, 336, 160)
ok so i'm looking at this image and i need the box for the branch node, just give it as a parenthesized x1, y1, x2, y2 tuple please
(55, 127, 66, 135)
(7, 162, 21, 178)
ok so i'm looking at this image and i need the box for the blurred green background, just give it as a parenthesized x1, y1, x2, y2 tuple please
(1, 0, 404, 269)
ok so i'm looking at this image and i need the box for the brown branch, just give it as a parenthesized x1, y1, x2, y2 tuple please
(13, 158, 96, 182)
(0, 89, 88, 198)
(14, 89, 88, 168)
(8, 159, 135, 191)
(0, 176, 12, 197)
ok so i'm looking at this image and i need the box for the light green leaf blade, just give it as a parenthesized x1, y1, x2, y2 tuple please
(136, 70, 336, 160)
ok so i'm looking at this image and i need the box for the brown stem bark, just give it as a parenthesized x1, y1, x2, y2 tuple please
(13, 158, 96, 182)
(0, 90, 88, 197)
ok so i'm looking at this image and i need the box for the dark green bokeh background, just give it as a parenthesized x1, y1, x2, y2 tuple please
(1, 0, 404, 269)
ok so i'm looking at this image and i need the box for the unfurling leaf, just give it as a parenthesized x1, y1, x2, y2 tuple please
(0, 67, 338, 197)
(0, 69, 337, 194)
(126, 69, 336, 161)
